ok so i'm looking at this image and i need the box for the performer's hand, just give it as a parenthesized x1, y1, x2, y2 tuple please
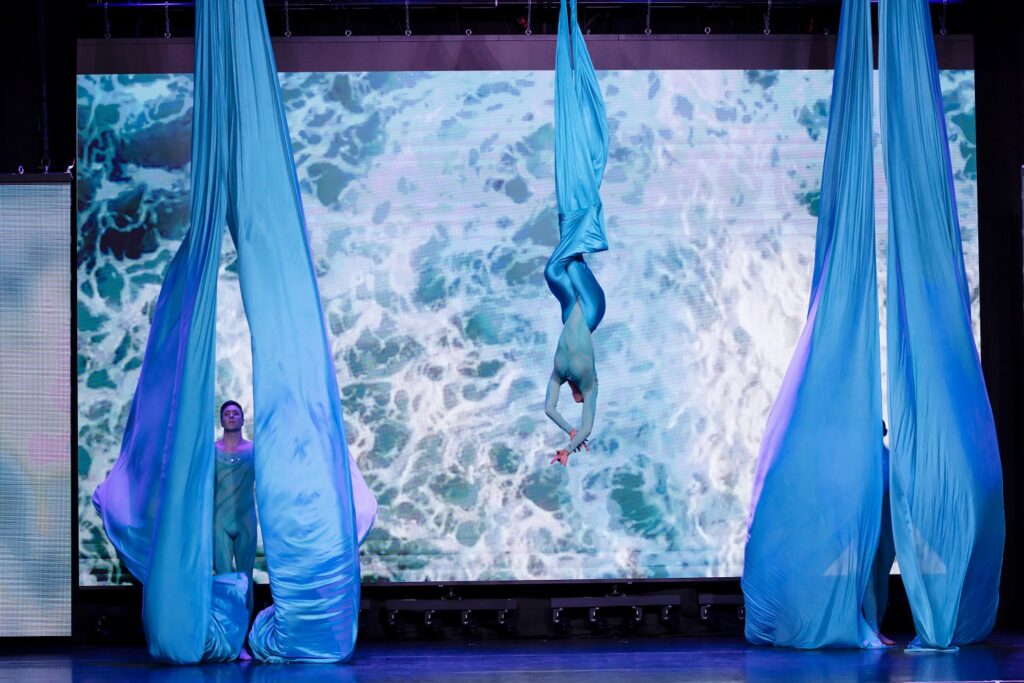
(569, 429, 590, 452)
(550, 449, 570, 466)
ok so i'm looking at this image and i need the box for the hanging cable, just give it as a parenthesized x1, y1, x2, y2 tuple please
(939, 0, 948, 36)
(404, 0, 411, 36)
(284, 0, 292, 37)
(525, 0, 532, 36)
(37, 0, 50, 172)
(645, 0, 652, 35)
(763, 0, 772, 35)
(103, 1, 111, 39)
(163, 1, 171, 38)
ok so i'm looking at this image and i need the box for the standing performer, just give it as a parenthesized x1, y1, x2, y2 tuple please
(544, 0, 609, 467)
(213, 401, 256, 602)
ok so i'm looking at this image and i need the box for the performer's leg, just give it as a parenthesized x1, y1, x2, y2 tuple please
(213, 523, 234, 575)
(234, 517, 257, 578)
(544, 252, 576, 322)
(235, 513, 258, 612)
(566, 258, 605, 332)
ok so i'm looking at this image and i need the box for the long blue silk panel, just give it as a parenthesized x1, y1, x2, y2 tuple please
(742, 0, 884, 648)
(208, 0, 375, 662)
(91, 0, 243, 663)
(880, 0, 1004, 650)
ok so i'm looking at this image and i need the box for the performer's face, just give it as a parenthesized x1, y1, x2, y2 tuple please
(568, 380, 584, 404)
(221, 405, 244, 432)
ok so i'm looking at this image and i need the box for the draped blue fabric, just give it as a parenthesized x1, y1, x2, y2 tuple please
(545, 0, 609, 333)
(91, 1, 244, 660)
(92, 0, 377, 664)
(880, 0, 1004, 650)
(221, 0, 376, 662)
(742, 0, 884, 648)
(863, 445, 896, 636)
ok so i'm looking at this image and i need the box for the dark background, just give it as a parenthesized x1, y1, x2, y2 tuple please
(2, 0, 1019, 639)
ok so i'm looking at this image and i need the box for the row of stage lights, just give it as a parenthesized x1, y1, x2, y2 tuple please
(89, 0, 956, 40)
(94, 1, 770, 40)
(90, 0, 958, 40)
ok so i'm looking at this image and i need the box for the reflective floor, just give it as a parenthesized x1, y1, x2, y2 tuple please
(1, 634, 1022, 682)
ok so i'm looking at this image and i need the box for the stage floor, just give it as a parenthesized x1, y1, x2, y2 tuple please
(1, 635, 1022, 682)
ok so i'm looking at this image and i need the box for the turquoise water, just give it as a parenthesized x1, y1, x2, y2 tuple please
(76, 69, 978, 584)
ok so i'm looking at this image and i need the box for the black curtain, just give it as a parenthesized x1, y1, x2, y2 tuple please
(0, 0, 78, 174)
(973, 0, 1024, 629)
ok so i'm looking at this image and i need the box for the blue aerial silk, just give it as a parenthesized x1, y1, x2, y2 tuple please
(545, 0, 609, 333)
(742, 0, 884, 648)
(880, 0, 1004, 650)
(863, 445, 896, 636)
(92, 0, 376, 664)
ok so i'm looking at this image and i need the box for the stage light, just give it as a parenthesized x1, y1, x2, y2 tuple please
(496, 608, 513, 633)
(551, 607, 567, 632)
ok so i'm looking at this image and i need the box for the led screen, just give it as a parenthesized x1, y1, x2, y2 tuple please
(1, 180, 72, 633)
(76, 69, 978, 584)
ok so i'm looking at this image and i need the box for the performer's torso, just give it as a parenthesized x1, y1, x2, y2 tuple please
(214, 444, 256, 529)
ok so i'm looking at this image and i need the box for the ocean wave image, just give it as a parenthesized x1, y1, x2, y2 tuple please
(76, 69, 978, 584)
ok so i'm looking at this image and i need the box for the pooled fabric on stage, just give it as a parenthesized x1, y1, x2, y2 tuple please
(880, 0, 1003, 650)
(742, 0, 884, 648)
(92, 0, 377, 664)
(545, 0, 609, 333)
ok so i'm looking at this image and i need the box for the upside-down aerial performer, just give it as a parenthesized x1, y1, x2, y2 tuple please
(543, 0, 610, 467)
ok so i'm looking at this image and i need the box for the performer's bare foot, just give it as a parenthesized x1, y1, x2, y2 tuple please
(879, 633, 896, 647)
(550, 449, 571, 466)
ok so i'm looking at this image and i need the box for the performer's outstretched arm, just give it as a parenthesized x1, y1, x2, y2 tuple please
(569, 385, 593, 454)
(567, 382, 597, 452)
(545, 371, 574, 436)
(550, 379, 597, 466)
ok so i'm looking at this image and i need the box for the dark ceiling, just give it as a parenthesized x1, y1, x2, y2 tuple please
(74, 0, 972, 40)
(0, 0, 976, 173)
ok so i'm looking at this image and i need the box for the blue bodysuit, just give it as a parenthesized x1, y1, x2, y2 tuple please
(213, 443, 256, 600)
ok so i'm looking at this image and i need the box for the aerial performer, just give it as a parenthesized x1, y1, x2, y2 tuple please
(544, 0, 609, 467)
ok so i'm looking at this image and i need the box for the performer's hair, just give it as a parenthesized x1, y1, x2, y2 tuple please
(220, 400, 244, 417)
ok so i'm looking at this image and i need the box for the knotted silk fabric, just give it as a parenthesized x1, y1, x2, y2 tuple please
(545, 0, 609, 332)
